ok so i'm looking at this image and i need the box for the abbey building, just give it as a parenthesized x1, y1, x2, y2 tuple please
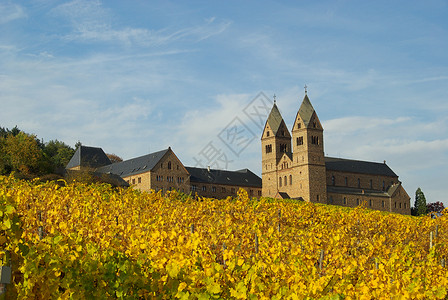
(261, 93, 411, 215)
(65, 92, 411, 215)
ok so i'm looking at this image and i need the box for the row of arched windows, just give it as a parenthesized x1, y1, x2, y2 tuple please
(279, 175, 293, 187)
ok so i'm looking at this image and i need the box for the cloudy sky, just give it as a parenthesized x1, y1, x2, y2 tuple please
(1, 0, 447, 205)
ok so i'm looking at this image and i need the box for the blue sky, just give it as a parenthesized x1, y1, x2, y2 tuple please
(1, 0, 447, 205)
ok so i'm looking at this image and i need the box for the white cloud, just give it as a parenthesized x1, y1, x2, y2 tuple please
(50, 0, 230, 46)
(0, 2, 26, 24)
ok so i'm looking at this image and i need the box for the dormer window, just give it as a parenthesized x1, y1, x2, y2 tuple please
(281, 130, 285, 136)
(313, 122, 316, 128)
(297, 123, 301, 129)
(267, 131, 270, 137)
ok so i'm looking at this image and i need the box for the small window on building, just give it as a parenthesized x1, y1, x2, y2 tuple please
(191, 185, 197, 191)
(404, 203, 407, 209)
(212, 186, 216, 193)
(370, 179, 373, 189)
(331, 176, 335, 186)
(160, 163, 163, 168)
(298, 123, 301, 129)
(399, 203, 402, 209)
(177, 165, 179, 170)
(258, 190, 262, 196)
(267, 131, 270, 137)
(280, 143, 287, 152)
(345, 177, 348, 186)
(168, 161, 171, 170)
(289, 175, 292, 185)
(265, 144, 272, 153)
(284, 176, 287, 186)
(222, 187, 226, 193)
(279, 177, 282, 187)
(313, 121, 316, 128)
(132, 179, 136, 184)
(297, 136, 303, 146)
(395, 202, 397, 208)
(382, 181, 385, 191)
(369, 199, 372, 207)
(356, 198, 360, 205)
(382, 200, 385, 208)
(138, 177, 141, 184)
(281, 130, 285, 136)
(343, 197, 347, 205)
(316, 194, 319, 202)
(357, 178, 361, 188)
(202, 186, 206, 192)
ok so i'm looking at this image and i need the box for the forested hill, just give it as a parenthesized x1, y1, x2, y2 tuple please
(0, 126, 75, 179)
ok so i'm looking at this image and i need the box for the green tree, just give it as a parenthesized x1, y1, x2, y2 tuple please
(4, 132, 42, 175)
(413, 188, 427, 216)
(41, 140, 75, 172)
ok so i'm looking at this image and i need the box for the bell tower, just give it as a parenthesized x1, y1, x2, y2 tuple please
(291, 93, 327, 203)
(261, 100, 291, 197)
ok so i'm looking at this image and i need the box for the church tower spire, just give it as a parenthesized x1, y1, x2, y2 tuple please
(261, 99, 291, 197)
(290, 93, 327, 203)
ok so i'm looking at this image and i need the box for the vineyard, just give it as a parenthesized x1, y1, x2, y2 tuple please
(1, 175, 448, 299)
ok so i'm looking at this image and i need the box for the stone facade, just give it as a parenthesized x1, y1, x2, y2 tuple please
(67, 146, 262, 199)
(261, 93, 411, 215)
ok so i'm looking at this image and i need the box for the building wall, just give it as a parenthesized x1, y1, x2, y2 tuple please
(326, 170, 398, 191)
(124, 151, 190, 193)
(191, 182, 262, 199)
(327, 183, 411, 215)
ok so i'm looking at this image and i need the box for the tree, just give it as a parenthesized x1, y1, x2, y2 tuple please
(4, 132, 42, 175)
(427, 201, 445, 213)
(413, 188, 427, 216)
(107, 153, 123, 164)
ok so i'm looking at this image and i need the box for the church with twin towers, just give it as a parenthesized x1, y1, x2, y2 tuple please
(261, 91, 411, 214)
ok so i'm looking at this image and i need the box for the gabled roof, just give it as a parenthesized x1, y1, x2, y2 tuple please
(326, 185, 390, 198)
(297, 94, 316, 127)
(96, 148, 169, 178)
(265, 103, 284, 136)
(66, 145, 112, 169)
(186, 167, 262, 188)
(325, 157, 398, 177)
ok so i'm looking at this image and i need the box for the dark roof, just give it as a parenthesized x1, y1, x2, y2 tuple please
(96, 148, 169, 178)
(325, 157, 398, 177)
(277, 192, 290, 199)
(327, 185, 390, 198)
(297, 94, 315, 127)
(66, 146, 112, 169)
(186, 167, 262, 188)
(265, 103, 284, 136)
(65, 169, 129, 187)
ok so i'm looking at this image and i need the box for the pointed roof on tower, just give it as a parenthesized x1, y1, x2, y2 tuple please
(265, 102, 284, 135)
(297, 94, 316, 128)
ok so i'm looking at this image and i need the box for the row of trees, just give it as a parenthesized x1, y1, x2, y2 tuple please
(412, 187, 445, 216)
(0, 126, 76, 178)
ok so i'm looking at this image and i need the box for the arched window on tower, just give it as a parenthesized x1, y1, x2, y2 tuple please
(279, 177, 282, 187)
(284, 176, 287, 186)
(289, 175, 292, 185)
